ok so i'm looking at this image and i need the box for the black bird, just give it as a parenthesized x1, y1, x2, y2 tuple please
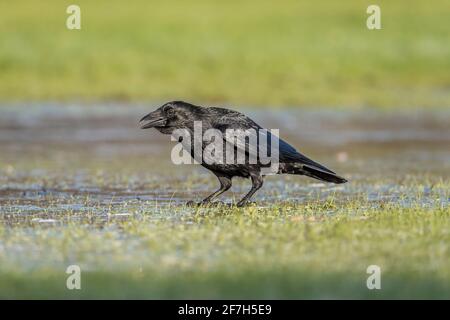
(140, 101, 347, 206)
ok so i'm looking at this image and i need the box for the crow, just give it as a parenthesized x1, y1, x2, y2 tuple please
(140, 101, 347, 207)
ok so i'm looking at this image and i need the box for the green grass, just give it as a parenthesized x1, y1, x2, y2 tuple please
(0, 0, 449, 108)
(0, 105, 448, 298)
(1, 197, 449, 299)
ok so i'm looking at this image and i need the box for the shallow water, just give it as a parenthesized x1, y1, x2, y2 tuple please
(0, 103, 449, 224)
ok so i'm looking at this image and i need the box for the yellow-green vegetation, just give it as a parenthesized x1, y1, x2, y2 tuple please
(0, 106, 448, 298)
(1, 189, 449, 299)
(0, 0, 449, 107)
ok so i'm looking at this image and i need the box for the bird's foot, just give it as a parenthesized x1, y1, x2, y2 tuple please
(236, 201, 257, 207)
(186, 200, 226, 207)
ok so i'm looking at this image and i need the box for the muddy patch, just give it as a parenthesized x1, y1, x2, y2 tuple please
(0, 103, 449, 224)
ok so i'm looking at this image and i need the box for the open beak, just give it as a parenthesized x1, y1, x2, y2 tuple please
(139, 111, 167, 129)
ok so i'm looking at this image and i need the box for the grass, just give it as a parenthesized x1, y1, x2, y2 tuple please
(0, 0, 449, 108)
(0, 106, 448, 298)
(1, 187, 449, 299)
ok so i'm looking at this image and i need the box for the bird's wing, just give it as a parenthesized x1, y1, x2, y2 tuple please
(278, 139, 336, 174)
(212, 113, 261, 159)
(212, 113, 336, 174)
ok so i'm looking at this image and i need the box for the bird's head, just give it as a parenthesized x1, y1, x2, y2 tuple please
(139, 101, 205, 134)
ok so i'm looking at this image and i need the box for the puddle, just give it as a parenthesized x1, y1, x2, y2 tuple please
(0, 103, 449, 224)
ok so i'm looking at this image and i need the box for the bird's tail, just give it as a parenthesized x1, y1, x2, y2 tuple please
(302, 165, 347, 184)
(282, 163, 347, 184)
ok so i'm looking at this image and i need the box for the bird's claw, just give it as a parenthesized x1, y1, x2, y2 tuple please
(186, 200, 198, 207)
(236, 201, 257, 207)
(186, 200, 258, 208)
(186, 200, 226, 207)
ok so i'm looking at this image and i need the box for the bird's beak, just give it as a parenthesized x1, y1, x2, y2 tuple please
(139, 111, 167, 129)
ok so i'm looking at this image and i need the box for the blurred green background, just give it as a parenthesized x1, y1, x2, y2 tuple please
(1, 1, 450, 299)
(0, 0, 449, 108)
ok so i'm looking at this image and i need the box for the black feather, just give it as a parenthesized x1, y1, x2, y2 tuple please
(302, 165, 347, 184)
(141, 101, 348, 206)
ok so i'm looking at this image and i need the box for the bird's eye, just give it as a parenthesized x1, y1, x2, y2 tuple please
(164, 106, 175, 116)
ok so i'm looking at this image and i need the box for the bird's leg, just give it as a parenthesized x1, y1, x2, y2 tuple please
(200, 175, 232, 204)
(237, 174, 263, 207)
